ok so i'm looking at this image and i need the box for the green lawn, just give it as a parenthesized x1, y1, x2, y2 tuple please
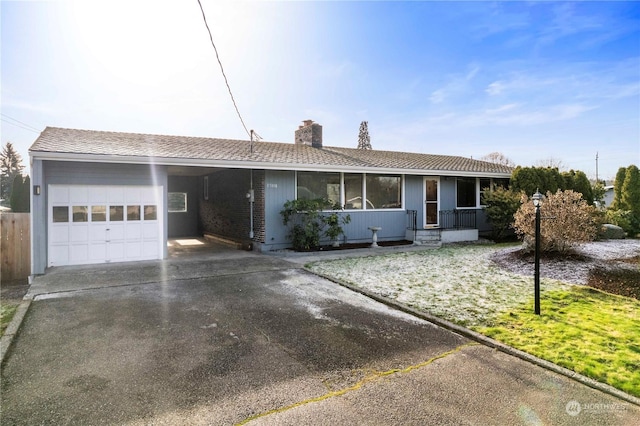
(476, 287, 640, 397)
(1, 303, 19, 336)
(308, 244, 640, 398)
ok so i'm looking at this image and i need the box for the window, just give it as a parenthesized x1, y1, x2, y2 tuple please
(366, 174, 402, 209)
(92, 206, 107, 222)
(127, 205, 141, 221)
(53, 206, 69, 223)
(110, 206, 124, 221)
(296, 172, 340, 205)
(457, 178, 477, 208)
(72, 206, 88, 222)
(144, 205, 157, 220)
(168, 192, 187, 213)
(344, 174, 363, 209)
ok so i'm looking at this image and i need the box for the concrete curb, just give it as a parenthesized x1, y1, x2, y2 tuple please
(0, 299, 32, 366)
(306, 268, 640, 408)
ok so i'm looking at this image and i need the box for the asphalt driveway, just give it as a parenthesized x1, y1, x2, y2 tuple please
(1, 250, 638, 425)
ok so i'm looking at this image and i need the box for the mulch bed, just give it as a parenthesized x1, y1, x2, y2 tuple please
(587, 256, 640, 300)
(313, 240, 413, 252)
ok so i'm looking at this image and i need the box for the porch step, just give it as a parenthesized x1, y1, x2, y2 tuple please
(412, 229, 442, 247)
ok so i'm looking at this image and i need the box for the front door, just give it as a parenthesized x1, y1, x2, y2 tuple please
(424, 177, 439, 228)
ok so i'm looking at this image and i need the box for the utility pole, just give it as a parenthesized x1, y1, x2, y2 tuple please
(595, 152, 599, 183)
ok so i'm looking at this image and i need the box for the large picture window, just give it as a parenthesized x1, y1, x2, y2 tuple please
(296, 172, 403, 210)
(457, 178, 477, 208)
(344, 174, 364, 209)
(366, 174, 402, 209)
(296, 172, 340, 204)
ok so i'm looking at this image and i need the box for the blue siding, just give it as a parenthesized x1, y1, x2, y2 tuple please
(263, 170, 296, 248)
(340, 210, 408, 243)
(31, 159, 45, 275)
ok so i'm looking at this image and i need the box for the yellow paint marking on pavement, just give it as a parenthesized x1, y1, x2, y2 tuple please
(236, 342, 478, 425)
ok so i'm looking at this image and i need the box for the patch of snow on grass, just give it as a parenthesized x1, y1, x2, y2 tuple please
(308, 245, 570, 327)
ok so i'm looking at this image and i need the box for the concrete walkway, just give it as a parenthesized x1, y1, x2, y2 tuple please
(2, 244, 638, 425)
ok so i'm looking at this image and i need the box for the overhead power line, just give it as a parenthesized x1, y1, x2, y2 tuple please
(196, 0, 250, 138)
(1, 113, 41, 133)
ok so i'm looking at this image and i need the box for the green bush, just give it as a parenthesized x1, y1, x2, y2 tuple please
(605, 209, 640, 236)
(482, 186, 521, 241)
(280, 198, 351, 251)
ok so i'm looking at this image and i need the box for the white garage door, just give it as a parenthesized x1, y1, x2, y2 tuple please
(48, 185, 164, 267)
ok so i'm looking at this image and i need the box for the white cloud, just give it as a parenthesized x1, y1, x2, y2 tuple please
(429, 65, 480, 104)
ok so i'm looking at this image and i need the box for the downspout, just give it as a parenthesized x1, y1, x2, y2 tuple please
(248, 169, 254, 239)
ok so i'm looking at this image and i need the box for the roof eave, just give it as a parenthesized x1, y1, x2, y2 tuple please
(29, 151, 512, 178)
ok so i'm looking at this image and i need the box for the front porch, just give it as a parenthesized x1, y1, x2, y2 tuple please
(405, 209, 487, 245)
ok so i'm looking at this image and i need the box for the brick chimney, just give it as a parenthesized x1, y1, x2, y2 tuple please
(294, 120, 323, 148)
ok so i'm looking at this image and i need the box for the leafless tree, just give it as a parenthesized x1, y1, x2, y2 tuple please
(479, 152, 515, 167)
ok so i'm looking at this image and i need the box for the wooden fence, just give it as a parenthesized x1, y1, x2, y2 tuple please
(1, 213, 30, 282)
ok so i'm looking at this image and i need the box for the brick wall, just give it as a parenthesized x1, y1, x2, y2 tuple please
(199, 169, 265, 243)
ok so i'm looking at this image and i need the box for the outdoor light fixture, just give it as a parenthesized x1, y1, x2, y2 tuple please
(532, 189, 543, 315)
(33, 185, 41, 196)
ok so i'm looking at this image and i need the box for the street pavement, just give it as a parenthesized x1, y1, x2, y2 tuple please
(1, 246, 638, 425)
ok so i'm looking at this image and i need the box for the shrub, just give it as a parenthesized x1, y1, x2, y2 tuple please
(513, 190, 598, 253)
(482, 186, 521, 241)
(605, 209, 640, 236)
(280, 198, 351, 251)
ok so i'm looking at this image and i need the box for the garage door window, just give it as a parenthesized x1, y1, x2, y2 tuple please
(73, 206, 88, 222)
(144, 205, 157, 220)
(127, 206, 141, 221)
(110, 206, 124, 221)
(92, 206, 107, 222)
(53, 206, 69, 222)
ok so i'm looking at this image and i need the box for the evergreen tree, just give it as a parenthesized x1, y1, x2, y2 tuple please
(1, 142, 25, 201)
(611, 166, 627, 210)
(10, 174, 30, 212)
(621, 165, 640, 217)
(357, 121, 372, 150)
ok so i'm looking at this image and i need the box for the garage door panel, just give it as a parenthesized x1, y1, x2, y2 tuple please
(50, 186, 69, 203)
(126, 242, 142, 258)
(70, 244, 89, 263)
(143, 241, 158, 257)
(126, 224, 142, 239)
(49, 184, 163, 267)
(108, 225, 125, 241)
(49, 246, 69, 266)
(51, 226, 69, 244)
(142, 222, 159, 239)
(89, 225, 107, 242)
(89, 243, 107, 261)
(70, 225, 89, 242)
(108, 187, 125, 203)
(108, 242, 125, 261)
(70, 186, 89, 203)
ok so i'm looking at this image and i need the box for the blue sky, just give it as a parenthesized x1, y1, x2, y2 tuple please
(2, 0, 638, 181)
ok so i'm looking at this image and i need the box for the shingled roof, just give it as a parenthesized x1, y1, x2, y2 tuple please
(30, 127, 512, 176)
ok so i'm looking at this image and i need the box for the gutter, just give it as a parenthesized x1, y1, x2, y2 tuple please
(28, 151, 512, 179)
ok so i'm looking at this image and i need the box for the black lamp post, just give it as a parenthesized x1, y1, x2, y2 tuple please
(532, 190, 543, 315)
